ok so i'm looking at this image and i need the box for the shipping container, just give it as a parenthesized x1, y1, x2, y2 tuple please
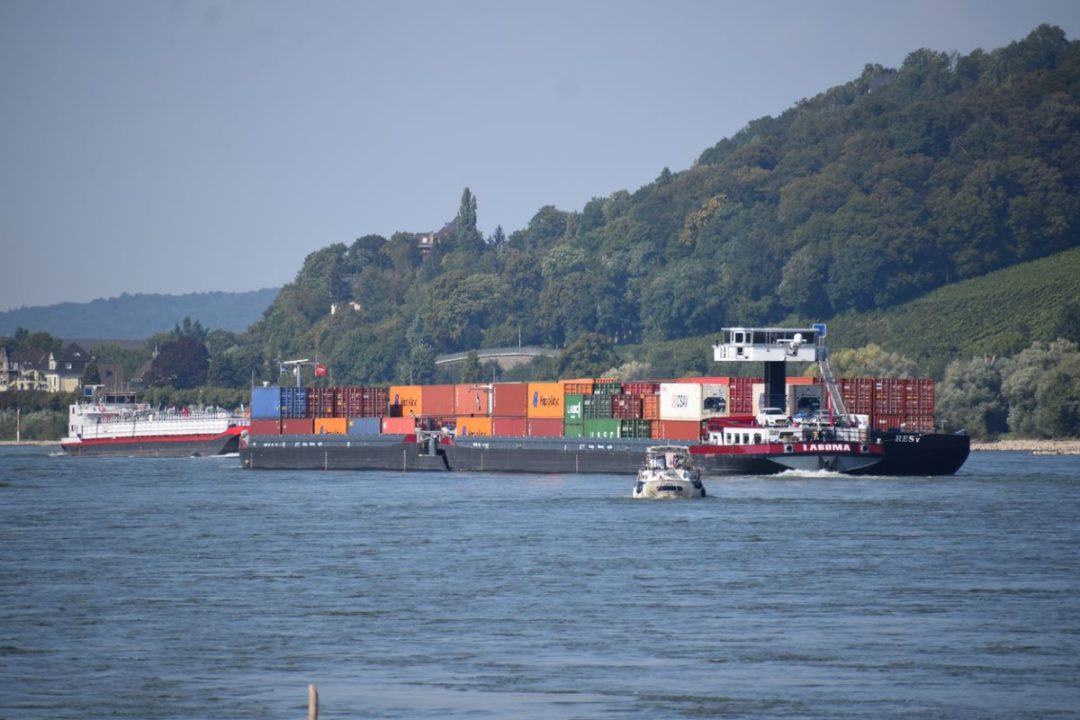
(619, 419, 652, 439)
(786, 376, 816, 385)
(582, 393, 613, 419)
(655, 419, 703, 441)
(564, 394, 584, 424)
(492, 417, 527, 437)
(751, 382, 767, 415)
(358, 387, 389, 418)
(381, 417, 416, 434)
(700, 383, 729, 417)
(728, 377, 759, 414)
(660, 383, 703, 421)
(918, 379, 935, 417)
(563, 422, 584, 438)
(492, 383, 528, 417)
(527, 382, 564, 418)
(389, 385, 423, 417)
(314, 417, 347, 435)
(788, 384, 824, 416)
(621, 381, 661, 395)
(347, 417, 381, 436)
(561, 379, 594, 395)
(641, 394, 661, 420)
(456, 416, 493, 437)
(677, 376, 730, 385)
(249, 418, 281, 435)
(592, 379, 622, 396)
(251, 386, 281, 420)
(419, 384, 454, 416)
(527, 418, 564, 437)
(281, 418, 313, 435)
(454, 384, 491, 416)
(308, 387, 337, 418)
(611, 394, 643, 419)
(583, 418, 620, 439)
(279, 387, 308, 419)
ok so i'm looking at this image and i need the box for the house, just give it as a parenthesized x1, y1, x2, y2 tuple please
(3, 349, 47, 391)
(44, 343, 90, 393)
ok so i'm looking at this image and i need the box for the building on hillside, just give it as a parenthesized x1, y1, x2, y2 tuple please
(44, 343, 90, 393)
(4, 350, 46, 391)
(97, 363, 126, 391)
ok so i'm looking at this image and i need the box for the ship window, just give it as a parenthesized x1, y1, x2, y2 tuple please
(735, 332, 744, 343)
(754, 434, 761, 444)
(742, 433, 750, 444)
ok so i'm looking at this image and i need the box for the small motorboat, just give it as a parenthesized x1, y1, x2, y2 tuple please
(633, 445, 706, 499)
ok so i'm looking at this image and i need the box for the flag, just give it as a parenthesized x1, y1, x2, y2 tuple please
(314, 363, 329, 378)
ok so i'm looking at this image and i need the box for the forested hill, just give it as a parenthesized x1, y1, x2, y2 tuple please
(0, 288, 280, 340)
(250, 25, 1080, 385)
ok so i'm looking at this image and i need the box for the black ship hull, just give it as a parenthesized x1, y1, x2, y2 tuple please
(62, 430, 242, 458)
(240, 431, 969, 476)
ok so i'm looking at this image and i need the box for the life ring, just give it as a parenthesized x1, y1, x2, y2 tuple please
(97, 404, 105, 412)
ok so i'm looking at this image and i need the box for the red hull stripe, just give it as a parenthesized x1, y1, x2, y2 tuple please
(690, 442, 884, 456)
(63, 428, 241, 448)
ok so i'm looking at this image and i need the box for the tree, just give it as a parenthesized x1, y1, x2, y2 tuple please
(81, 360, 101, 387)
(1051, 301, 1080, 345)
(460, 351, 483, 383)
(1001, 339, 1080, 437)
(144, 336, 210, 389)
(828, 344, 918, 377)
(555, 334, 620, 379)
(936, 357, 1007, 438)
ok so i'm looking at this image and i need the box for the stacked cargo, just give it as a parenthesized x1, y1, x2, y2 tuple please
(729, 377, 756, 414)
(564, 393, 584, 438)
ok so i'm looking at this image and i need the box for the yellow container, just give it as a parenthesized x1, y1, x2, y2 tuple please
(388, 385, 423, 417)
(314, 417, 348, 435)
(456, 416, 493, 436)
(527, 382, 564, 418)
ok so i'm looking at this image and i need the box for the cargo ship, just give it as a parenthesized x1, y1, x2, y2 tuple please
(61, 387, 248, 457)
(239, 326, 970, 476)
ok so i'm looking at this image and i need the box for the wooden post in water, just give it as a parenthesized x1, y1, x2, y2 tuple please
(308, 684, 318, 720)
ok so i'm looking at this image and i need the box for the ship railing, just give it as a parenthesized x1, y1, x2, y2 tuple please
(74, 415, 232, 440)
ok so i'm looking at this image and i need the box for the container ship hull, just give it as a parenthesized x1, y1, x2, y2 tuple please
(240, 432, 969, 476)
(62, 428, 243, 458)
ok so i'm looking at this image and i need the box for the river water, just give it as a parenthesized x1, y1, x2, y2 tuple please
(1, 447, 1078, 719)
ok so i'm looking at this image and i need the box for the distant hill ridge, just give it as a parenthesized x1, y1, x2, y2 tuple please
(0, 288, 280, 340)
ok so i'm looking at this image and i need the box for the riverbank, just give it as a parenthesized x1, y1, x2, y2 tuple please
(971, 439, 1080, 455)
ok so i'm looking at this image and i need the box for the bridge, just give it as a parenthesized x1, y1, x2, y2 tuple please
(435, 346, 559, 371)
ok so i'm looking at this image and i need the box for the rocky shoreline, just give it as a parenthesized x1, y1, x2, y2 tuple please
(970, 439, 1080, 455)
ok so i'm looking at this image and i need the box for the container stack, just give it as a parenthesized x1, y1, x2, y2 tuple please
(246, 373, 937, 441)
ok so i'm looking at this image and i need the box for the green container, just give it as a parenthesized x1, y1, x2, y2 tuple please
(564, 394, 584, 424)
(583, 418, 620, 439)
(563, 422, 584, 438)
(593, 382, 622, 396)
(583, 394, 612, 419)
(620, 419, 652, 439)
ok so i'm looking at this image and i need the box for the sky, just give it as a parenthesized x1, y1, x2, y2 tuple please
(2, 0, 1079, 312)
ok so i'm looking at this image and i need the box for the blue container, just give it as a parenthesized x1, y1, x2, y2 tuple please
(251, 386, 281, 420)
(280, 386, 308, 419)
(347, 417, 381, 436)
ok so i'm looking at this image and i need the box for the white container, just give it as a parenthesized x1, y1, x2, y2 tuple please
(660, 383, 704, 421)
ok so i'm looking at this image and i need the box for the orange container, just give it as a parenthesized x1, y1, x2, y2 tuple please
(456, 416, 493, 436)
(314, 418, 347, 435)
(641, 394, 661, 420)
(454, 384, 491, 416)
(527, 382, 564, 418)
(561, 378, 594, 395)
(382, 416, 416, 434)
(421, 384, 455, 416)
(655, 420, 703, 441)
(388, 385, 423, 417)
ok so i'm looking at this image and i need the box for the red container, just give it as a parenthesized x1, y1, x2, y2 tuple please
(492, 383, 528, 417)
(622, 382, 661, 395)
(382, 417, 416, 434)
(281, 418, 313, 435)
(527, 418, 564, 437)
(611, 394, 643, 419)
(492, 417, 527, 437)
(454, 384, 491, 416)
(656, 420, 703, 441)
(729, 377, 760, 414)
(918, 379, 935, 417)
(422, 384, 455, 416)
(364, 387, 389, 417)
(249, 419, 281, 435)
(307, 387, 337, 418)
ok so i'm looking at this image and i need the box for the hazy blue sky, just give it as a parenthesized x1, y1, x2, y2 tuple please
(2, 0, 1078, 311)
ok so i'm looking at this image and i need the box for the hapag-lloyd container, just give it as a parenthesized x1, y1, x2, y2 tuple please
(527, 382, 563, 419)
(457, 416, 493, 436)
(314, 417, 347, 434)
(389, 385, 423, 417)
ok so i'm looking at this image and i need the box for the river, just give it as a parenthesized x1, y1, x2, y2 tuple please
(1, 447, 1078, 718)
